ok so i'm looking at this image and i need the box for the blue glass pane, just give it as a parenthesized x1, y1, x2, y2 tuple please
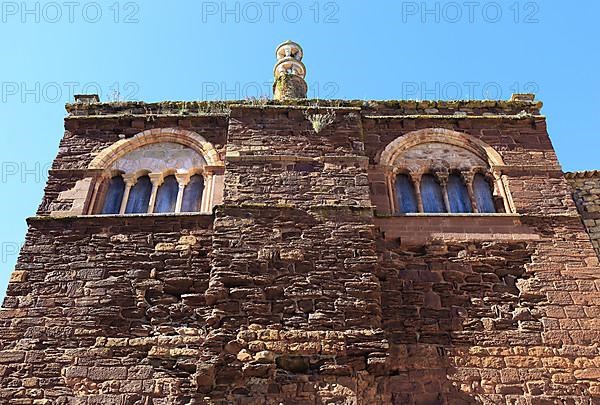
(447, 174, 473, 213)
(101, 176, 125, 215)
(473, 174, 496, 213)
(181, 175, 204, 213)
(421, 175, 447, 213)
(395, 174, 418, 214)
(125, 175, 152, 214)
(154, 175, 179, 213)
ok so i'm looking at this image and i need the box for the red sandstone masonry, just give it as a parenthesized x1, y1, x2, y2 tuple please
(1, 99, 599, 404)
(567, 171, 600, 257)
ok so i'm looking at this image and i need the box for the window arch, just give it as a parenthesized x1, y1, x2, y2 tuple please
(88, 128, 225, 216)
(154, 175, 179, 213)
(182, 175, 205, 213)
(447, 173, 472, 213)
(421, 174, 447, 213)
(101, 175, 126, 214)
(394, 174, 418, 214)
(473, 174, 497, 213)
(125, 175, 152, 214)
(380, 128, 512, 215)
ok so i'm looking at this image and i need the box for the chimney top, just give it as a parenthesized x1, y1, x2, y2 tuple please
(273, 40, 308, 100)
(275, 40, 304, 61)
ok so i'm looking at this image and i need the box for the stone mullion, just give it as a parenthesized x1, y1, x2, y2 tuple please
(493, 170, 512, 213)
(86, 173, 105, 215)
(413, 173, 424, 213)
(201, 171, 215, 214)
(147, 173, 164, 214)
(174, 173, 191, 213)
(119, 174, 137, 215)
(436, 172, 450, 213)
(463, 171, 478, 213)
(386, 169, 396, 214)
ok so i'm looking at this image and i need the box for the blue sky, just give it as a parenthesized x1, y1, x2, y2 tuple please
(0, 1, 598, 299)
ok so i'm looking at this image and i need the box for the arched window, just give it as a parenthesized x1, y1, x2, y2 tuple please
(473, 174, 496, 213)
(380, 129, 513, 216)
(86, 131, 225, 217)
(154, 175, 179, 213)
(447, 173, 473, 213)
(394, 174, 418, 214)
(125, 175, 152, 214)
(421, 174, 446, 213)
(181, 175, 205, 213)
(101, 175, 125, 215)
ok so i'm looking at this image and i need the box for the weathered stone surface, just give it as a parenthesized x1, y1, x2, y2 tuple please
(1, 96, 600, 404)
(567, 171, 600, 259)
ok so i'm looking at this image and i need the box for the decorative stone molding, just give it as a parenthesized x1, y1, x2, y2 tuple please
(382, 128, 512, 214)
(379, 128, 505, 168)
(88, 128, 222, 169)
(50, 128, 225, 217)
(50, 177, 95, 218)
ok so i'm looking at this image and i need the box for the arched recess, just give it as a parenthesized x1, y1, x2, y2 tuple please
(89, 128, 221, 169)
(85, 128, 224, 216)
(379, 128, 505, 168)
(379, 128, 513, 214)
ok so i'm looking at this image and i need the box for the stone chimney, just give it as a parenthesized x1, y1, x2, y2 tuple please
(273, 40, 307, 100)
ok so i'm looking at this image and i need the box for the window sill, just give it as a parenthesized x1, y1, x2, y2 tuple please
(376, 213, 520, 218)
(28, 213, 216, 228)
(374, 213, 537, 244)
(83, 212, 214, 218)
(39, 212, 214, 221)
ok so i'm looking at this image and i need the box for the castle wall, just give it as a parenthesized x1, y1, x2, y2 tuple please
(567, 171, 600, 257)
(0, 215, 214, 404)
(1, 100, 600, 404)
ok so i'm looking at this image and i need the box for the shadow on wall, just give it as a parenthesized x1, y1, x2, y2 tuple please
(379, 238, 537, 404)
(2, 211, 542, 403)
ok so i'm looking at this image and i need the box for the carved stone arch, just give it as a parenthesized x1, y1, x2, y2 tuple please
(380, 128, 513, 214)
(86, 128, 223, 216)
(392, 166, 412, 176)
(88, 128, 222, 170)
(183, 166, 209, 182)
(129, 169, 152, 182)
(379, 128, 505, 168)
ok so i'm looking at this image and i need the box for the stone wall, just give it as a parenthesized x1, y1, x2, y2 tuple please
(567, 171, 600, 256)
(1, 99, 600, 404)
(0, 215, 214, 404)
(377, 214, 600, 403)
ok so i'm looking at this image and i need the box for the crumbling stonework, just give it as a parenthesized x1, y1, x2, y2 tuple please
(1, 92, 600, 404)
(567, 171, 600, 257)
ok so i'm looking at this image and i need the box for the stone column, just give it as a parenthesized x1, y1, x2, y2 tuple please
(174, 173, 191, 213)
(385, 169, 396, 214)
(413, 173, 424, 213)
(493, 169, 512, 213)
(437, 172, 451, 213)
(463, 170, 477, 213)
(147, 173, 164, 214)
(85, 170, 107, 215)
(201, 171, 215, 214)
(119, 174, 137, 214)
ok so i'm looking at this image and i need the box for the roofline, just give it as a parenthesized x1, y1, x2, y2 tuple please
(565, 171, 600, 179)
